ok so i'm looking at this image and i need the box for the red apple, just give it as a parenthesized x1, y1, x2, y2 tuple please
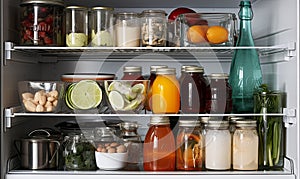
(168, 7, 196, 21)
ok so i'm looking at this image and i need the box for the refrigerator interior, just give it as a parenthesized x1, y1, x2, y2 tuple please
(1, 0, 299, 179)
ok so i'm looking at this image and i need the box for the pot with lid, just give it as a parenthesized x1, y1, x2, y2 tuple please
(15, 128, 61, 169)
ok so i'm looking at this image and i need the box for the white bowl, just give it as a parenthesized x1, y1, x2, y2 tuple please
(95, 151, 128, 170)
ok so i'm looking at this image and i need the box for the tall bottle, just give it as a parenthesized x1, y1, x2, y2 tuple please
(229, 1, 262, 113)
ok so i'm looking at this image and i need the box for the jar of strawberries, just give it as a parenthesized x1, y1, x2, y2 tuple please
(19, 0, 65, 46)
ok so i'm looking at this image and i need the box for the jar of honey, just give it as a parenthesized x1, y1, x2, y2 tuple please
(151, 68, 180, 114)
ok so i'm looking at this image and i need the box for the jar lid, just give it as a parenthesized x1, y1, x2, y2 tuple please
(185, 66, 204, 73)
(228, 116, 245, 123)
(123, 66, 142, 73)
(66, 6, 88, 10)
(181, 65, 197, 72)
(179, 119, 201, 127)
(207, 120, 229, 129)
(150, 116, 170, 125)
(91, 6, 114, 11)
(156, 68, 176, 75)
(235, 120, 257, 128)
(150, 65, 168, 72)
(141, 10, 167, 16)
(120, 121, 139, 131)
(209, 73, 229, 79)
(20, 0, 64, 6)
(200, 117, 210, 124)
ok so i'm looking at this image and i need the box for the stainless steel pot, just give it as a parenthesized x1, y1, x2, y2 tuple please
(15, 129, 61, 169)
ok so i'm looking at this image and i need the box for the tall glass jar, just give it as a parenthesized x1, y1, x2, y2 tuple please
(176, 119, 204, 171)
(90, 7, 114, 47)
(233, 120, 258, 170)
(65, 6, 88, 47)
(205, 120, 231, 170)
(180, 66, 208, 114)
(121, 66, 144, 80)
(179, 65, 197, 85)
(141, 10, 167, 47)
(144, 116, 175, 171)
(115, 13, 140, 47)
(152, 68, 180, 114)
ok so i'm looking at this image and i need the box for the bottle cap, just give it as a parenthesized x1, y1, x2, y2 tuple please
(209, 73, 229, 79)
(123, 66, 142, 73)
(91, 6, 114, 11)
(156, 68, 176, 75)
(150, 65, 168, 72)
(150, 116, 170, 125)
(181, 65, 197, 72)
(235, 120, 257, 128)
(185, 66, 204, 73)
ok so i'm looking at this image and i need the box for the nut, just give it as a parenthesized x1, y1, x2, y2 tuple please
(22, 92, 34, 100)
(110, 142, 119, 147)
(116, 145, 127, 153)
(107, 148, 116, 153)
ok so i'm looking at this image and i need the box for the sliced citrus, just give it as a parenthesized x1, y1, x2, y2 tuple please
(108, 91, 125, 110)
(131, 83, 145, 93)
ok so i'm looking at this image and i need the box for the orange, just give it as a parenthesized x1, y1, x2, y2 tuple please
(186, 25, 209, 44)
(206, 26, 229, 44)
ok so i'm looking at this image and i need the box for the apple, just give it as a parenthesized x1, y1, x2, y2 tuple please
(168, 7, 196, 21)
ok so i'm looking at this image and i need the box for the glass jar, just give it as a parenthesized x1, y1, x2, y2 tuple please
(206, 73, 233, 114)
(233, 120, 258, 170)
(64, 133, 96, 170)
(121, 66, 144, 80)
(152, 68, 180, 114)
(180, 66, 208, 114)
(144, 116, 175, 171)
(65, 6, 88, 47)
(179, 65, 197, 84)
(115, 13, 140, 47)
(19, 0, 65, 46)
(141, 10, 167, 47)
(176, 119, 204, 171)
(205, 120, 231, 170)
(94, 127, 116, 143)
(146, 65, 168, 111)
(90, 7, 114, 47)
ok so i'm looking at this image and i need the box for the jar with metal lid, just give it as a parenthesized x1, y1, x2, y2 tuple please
(180, 66, 208, 114)
(121, 66, 144, 80)
(152, 68, 180, 114)
(90, 7, 114, 47)
(179, 65, 197, 84)
(141, 10, 167, 47)
(19, 0, 65, 46)
(205, 120, 231, 170)
(176, 119, 204, 171)
(115, 12, 140, 47)
(65, 6, 88, 47)
(206, 73, 232, 114)
(233, 120, 258, 170)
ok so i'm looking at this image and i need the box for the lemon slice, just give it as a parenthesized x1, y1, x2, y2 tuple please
(108, 91, 125, 110)
(131, 83, 145, 93)
(70, 80, 102, 110)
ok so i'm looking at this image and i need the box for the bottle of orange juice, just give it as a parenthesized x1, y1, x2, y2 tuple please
(152, 68, 180, 114)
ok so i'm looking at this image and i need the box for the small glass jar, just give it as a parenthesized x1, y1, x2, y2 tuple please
(121, 66, 144, 80)
(233, 120, 258, 170)
(90, 6, 114, 47)
(65, 6, 88, 47)
(115, 13, 140, 47)
(19, 0, 65, 46)
(205, 120, 231, 170)
(180, 66, 208, 114)
(141, 10, 167, 47)
(176, 119, 204, 171)
(206, 73, 232, 114)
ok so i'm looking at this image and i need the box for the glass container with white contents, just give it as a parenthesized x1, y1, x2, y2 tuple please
(205, 120, 231, 170)
(233, 120, 258, 170)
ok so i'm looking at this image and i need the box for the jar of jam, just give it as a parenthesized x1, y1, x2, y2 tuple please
(176, 119, 204, 171)
(152, 68, 180, 114)
(19, 0, 65, 46)
(144, 116, 175, 171)
(121, 66, 144, 80)
(180, 66, 208, 114)
(206, 73, 232, 114)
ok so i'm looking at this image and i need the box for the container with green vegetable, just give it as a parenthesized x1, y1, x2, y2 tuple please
(254, 84, 285, 170)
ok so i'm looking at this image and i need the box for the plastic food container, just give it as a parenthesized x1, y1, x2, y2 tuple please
(19, 0, 65, 46)
(177, 13, 237, 47)
(18, 81, 64, 113)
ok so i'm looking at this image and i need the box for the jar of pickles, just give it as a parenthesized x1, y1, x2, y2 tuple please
(20, 0, 65, 46)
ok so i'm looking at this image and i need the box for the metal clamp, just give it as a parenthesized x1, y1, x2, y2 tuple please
(283, 108, 297, 128)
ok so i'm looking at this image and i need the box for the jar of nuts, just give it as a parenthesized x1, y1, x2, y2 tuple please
(140, 10, 167, 47)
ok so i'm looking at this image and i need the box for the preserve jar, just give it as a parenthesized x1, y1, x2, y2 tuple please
(176, 119, 204, 171)
(90, 7, 114, 47)
(152, 68, 180, 114)
(65, 6, 88, 47)
(115, 13, 140, 47)
(180, 66, 208, 113)
(141, 10, 167, 47)
(121, 66, 144, 80)
(206, 73, 232, 114)
(146, 65, 168, 111)
(205, 120, 231, 170)
(19, 0, 65, 46)
(178, 65, 197, 85)
(143, 116, 175, 171)
(233, 120, 258, 170)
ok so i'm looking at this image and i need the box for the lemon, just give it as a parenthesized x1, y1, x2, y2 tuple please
(131, 83, 145, 93)
(70, 80, 102, 110)
(108, 91, 125, 110)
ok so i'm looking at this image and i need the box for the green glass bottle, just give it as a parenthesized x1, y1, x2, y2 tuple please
(229, 1, 262, 113)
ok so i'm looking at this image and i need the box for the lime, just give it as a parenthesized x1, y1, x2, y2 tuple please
(70, 80, 102, 110)
(123, 98, 141, 111)
(131, 83, 145, 93)
(108, 91, 125, 110)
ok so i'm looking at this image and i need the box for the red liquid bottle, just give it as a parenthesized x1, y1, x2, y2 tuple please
(121, 66, 144, 80)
